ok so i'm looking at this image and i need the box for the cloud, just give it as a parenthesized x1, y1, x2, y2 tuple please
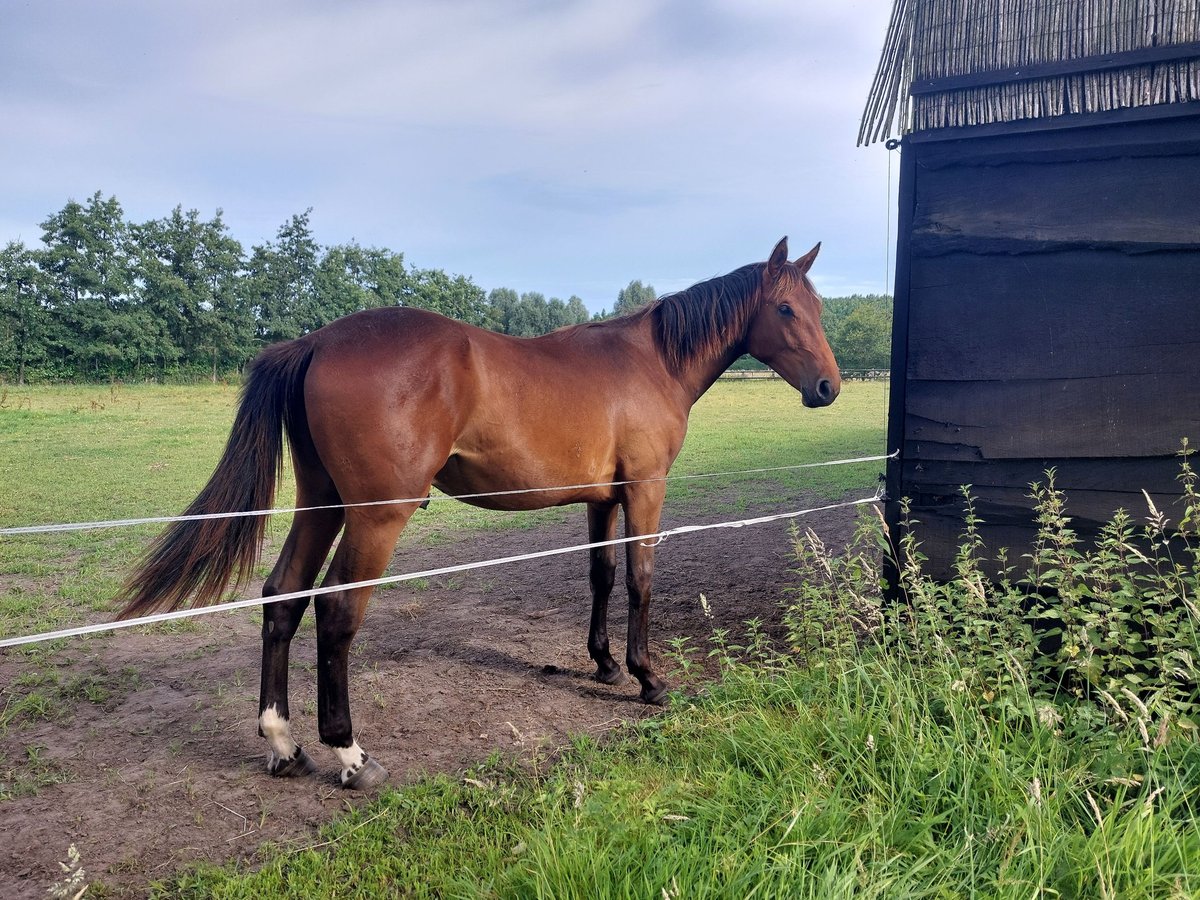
(198, 2, 659, 126)
(479, 171, 678, 217)
(0, 0, 897, 309)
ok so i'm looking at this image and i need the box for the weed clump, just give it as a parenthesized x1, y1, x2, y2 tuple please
(789, 440, 1200, 727)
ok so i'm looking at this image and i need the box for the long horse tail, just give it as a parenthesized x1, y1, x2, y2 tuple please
(116, 339, 315, 620)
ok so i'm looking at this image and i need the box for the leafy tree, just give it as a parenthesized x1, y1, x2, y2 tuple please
(822, 295, 892, 371)
(8, 192, 621, 380)
(485, 287, 520, 333)
(198, 215, 256, 378)
(133, 206, 250, 379)
(542, 295, 589, 332)
(246, 210, 320, 344)
(614, 279, 656, 315)
(510, 291, 548, 336)
(835, 303, 892, 370)
(315, 243, 408, 324)
(358, 246, 409, 305)
(0, 241, 49, 384)
(132, 211, 192, 373)
(563, 295, 589, 326)
(39, 192, 142, 377)
(485, 290, 590, 336)
(403, 268, 488, 326)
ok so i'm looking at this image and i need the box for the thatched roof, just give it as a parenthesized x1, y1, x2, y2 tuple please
(860, 0, 1200, 144)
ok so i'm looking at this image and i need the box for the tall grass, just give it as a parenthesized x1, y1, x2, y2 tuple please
(163, 452, 1200, 898)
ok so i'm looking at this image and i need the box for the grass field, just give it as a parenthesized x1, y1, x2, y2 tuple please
(0, 378, 888, 640)
(4, 379, 1198, 898)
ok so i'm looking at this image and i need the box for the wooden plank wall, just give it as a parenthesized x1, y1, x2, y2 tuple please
(892, 116, 1200, 579)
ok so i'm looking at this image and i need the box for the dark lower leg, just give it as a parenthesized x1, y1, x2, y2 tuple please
(315, 591, 390, 789)
(259, 595, 313, 774)
(626, 549, 667, 704)
(257, 505, 342, 776)
(622, 486, 667, 704)
(314, 509, 413, 788)
(315, 607, 357, 750)
(586, 503, 622, 683)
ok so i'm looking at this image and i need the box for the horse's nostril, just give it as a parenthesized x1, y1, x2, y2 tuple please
(817, 378, 834, 402)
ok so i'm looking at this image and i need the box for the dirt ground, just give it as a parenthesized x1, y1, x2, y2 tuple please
(0, 493, 868, 898)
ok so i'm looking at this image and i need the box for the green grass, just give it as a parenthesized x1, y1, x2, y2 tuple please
(670, 377, 887, 507)
(161, 646, 1199, 899)
(0, 663, 144, 736)
(0, 379, 887, 638)
(0, 743, 71, 801)
(0, 384, 253, 638)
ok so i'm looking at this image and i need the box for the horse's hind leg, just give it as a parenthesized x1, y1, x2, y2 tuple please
(258, 500, 344, 777)
(586, 502, 625, 685)
(314, 507, 414, 789)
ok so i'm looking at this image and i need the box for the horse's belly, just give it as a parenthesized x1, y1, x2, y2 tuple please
(433, 446, 615, 511)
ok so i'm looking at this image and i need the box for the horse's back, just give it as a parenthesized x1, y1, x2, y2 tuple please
(294, 306, 689, 507)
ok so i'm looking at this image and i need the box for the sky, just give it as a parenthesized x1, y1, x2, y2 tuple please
(1, 0, 899, 313)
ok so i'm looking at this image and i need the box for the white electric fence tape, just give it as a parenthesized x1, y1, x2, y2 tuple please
(0, 493, 882, 649)
(0, 454, 893, 536)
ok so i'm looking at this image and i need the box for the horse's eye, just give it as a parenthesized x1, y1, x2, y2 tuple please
(777, 304, 794, 318)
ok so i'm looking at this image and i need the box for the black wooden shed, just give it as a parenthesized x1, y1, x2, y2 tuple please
(862, 0, 1200, 579)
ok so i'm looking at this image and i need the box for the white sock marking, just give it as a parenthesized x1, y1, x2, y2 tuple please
(333, 741, 367, 782)
(259, 704, 299, 762)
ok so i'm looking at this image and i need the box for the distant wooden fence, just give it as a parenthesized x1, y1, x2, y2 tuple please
(719, 370, 780, 380)
(719, 369, 889, 381)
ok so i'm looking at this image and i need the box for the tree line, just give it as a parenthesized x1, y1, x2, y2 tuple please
(820, 294, 892, 371)
(0, 191, 891, 384)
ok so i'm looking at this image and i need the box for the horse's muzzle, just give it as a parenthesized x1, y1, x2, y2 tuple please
(802, 377, 839, 408)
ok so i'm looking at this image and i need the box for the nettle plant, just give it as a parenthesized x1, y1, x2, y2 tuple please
(1020, 441, 1200, 722)
(786, 439, 1200, 730)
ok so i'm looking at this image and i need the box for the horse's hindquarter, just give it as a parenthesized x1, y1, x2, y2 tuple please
(300, 309, 489, 507)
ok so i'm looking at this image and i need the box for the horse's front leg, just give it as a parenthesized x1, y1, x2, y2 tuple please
(622, 483, 669, 704)
(586, 502, 624, 685)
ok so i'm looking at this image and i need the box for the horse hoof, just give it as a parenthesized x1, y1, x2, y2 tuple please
(342, 757, 389, 791)
(595, 664, 627, 686)
(640, 682, 670, 706)
(268, 747, 317, 778)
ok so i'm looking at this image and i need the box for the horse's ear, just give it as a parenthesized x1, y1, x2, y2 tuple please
(766, 237, 789, 280)
(794, 242, 821, 275)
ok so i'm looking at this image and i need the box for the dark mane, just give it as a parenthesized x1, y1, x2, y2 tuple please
(605, 258, 814, 372)
(642, 263, 767, 372)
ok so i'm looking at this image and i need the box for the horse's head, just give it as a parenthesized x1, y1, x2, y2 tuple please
(745, 237, 841, 408)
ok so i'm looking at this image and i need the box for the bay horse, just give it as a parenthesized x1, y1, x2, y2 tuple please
(117, 237, 840, 789)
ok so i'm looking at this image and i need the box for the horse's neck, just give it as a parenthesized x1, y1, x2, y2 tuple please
(674, 340, 745, 403)
(650, 279, 761, 404)
(611, 298, 749, 405)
